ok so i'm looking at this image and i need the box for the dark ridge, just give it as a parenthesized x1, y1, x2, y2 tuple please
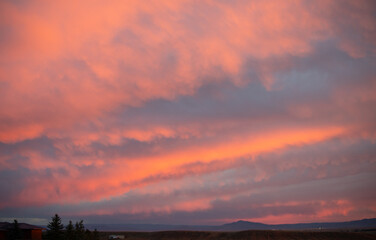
(84, 218, 376, 232)
(98, 230, 376, 240)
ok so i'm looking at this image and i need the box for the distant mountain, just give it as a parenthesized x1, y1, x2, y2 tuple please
(85, 218, 376, 232)
(216, 218, 376, 231)
(218, 220, 270, 231)
(274, 218, 376, 230)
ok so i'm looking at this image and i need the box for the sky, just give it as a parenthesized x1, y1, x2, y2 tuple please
(0, 0, 376, 226)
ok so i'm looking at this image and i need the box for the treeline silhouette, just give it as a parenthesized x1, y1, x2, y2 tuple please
(46, 214, 99, 240)
(7, 220, 21, 240)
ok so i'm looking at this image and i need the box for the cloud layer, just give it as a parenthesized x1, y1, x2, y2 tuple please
(1, 0, 376, 224)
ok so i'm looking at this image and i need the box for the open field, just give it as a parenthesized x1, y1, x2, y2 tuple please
(98, 230, 376, 240)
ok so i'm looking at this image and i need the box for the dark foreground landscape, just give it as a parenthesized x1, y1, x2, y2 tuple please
(86, 218, 376, 239)
(98, 230, 376, 240)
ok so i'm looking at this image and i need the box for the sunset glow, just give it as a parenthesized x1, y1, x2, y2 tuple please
(0, 0, 376, 225)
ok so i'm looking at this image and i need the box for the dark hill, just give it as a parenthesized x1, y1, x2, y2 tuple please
(85, 218, 376, 231)
(98, 230, 376, 240)
(218, 220, 270, 231)
(215, 218, 376, 231)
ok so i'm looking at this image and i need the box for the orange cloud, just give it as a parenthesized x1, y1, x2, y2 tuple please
(2, 0, 374, 143)
(1, 0, 375, 225)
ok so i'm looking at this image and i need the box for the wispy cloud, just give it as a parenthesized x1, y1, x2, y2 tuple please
(0, 0, 375, 224)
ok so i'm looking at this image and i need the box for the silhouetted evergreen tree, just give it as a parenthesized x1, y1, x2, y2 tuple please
(65, 220, 75, 240)
(74, 220, 85, 240)
(9, 219, 21, 240)
(47, 214, 64, 240)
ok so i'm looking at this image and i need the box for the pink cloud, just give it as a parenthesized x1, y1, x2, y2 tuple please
(0, 0, 375, 224)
